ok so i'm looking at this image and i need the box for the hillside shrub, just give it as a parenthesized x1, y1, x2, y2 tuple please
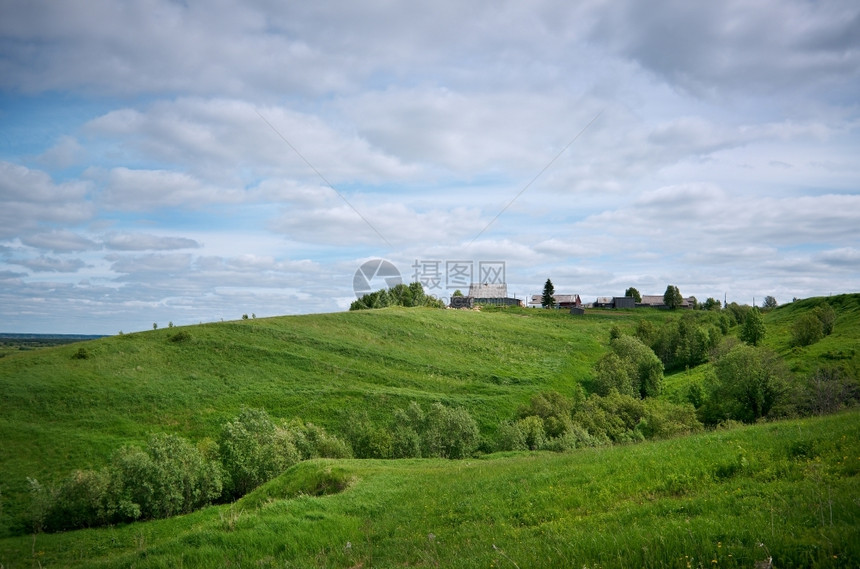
(168, 330, 192, 343)
(390, 402, 424, 458)
(29, 433, 223, 532)
(108, 433, 223, 522)
(218, 408, 299, 499)
(813, 303, 836, 335)
(699, 344, 789, 424)
(739, 308, 766, 346)
(43, 469, 110, 531)
(602, 335, 664, 398)
(71, 346, 91, 359)
(593, 352, 634, 397)
(294, 420, 353, 460)
(516, 391, 573, 437)
(803, 365, 859, 415)
(791, 313, 824, 347)
(422, 402, 480, 459)
(350, 282, 445, 310)
(496, 421, 528, 451)
(516, 416, 547, 450)
(344, 412, 393, 459)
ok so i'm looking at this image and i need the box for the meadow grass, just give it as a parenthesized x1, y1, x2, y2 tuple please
(0, 306, 674, 537)
(1, 295, 858, 563)
(1, 410, 857, 568)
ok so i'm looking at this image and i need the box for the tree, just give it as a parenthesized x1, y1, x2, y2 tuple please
(762, 296, 778, 309)
(452, 289, 464, 297)
(596, 335, 664, 398)
(702, 297, 722, 311)
(791, 313, 823, 347)
(541, 279, 555, 308)
(813, 303, 836, 335)
(739, 308, 766, 346)
(702, 344, 788, 424)
(218, 408, 299, 499)
(663, 285, 683, 310)
(624, 287, 642, 303)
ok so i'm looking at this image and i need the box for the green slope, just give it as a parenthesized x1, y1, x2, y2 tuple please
(0, 306, 639, 536)
(1, 295, 858, 559)
(1, 411, 857, 568)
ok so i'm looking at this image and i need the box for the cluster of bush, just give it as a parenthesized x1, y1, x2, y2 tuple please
(27, 409, 350, 533)
(497, 390, 702, 451)
(631, 312, 726, 372)
(791, 303, 836, 347)
(350, 282, 445, 310)
(345, 401, 480, 459)
(693, 339, 858, 425)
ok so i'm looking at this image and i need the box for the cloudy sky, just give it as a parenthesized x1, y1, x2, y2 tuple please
(1, 0, 858, 334)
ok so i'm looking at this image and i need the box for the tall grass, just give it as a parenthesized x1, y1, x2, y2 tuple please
(1, 411, 857, 567)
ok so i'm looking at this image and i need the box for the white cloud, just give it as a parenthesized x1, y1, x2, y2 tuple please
(12, 256, 88, 273)
(97, 167, 243, 211)
(36, 135, 86, 168)
(0, 0, 858, 333)
(21, 230, 97, 253)
(588, 0, 860, 100)
(0, 162, 95, 238)
(102, 233, 201, 251)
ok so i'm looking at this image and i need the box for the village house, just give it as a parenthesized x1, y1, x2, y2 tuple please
(529, 294, 583, 309)
(450, 283, 522, 308)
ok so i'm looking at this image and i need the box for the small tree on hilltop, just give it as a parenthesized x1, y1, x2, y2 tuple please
(625, 287, 642, 303)
(663, 285, 683, 310)
(541, 279, 555, 308)
(762, 296, 778, 310)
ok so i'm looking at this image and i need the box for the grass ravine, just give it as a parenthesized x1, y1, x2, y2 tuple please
(1, 296, 859, 567)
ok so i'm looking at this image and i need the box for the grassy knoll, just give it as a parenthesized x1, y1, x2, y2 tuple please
(0, 306, 673, 537)
(1, 410, 857, 568)
(1, 294, 858, 561)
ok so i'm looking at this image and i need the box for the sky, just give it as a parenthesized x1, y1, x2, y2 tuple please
(1, 0, 859, 334)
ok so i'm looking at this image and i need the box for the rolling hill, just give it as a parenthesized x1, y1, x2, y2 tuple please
(1, 295, 858, 566)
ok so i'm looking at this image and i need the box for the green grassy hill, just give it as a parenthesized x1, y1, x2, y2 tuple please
(0, 307, 635, 537)
(1, 411, 857, 568)
(1, 295, 858, 566)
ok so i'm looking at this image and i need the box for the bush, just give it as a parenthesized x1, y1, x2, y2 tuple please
(517, 391, 573, 437)
(496, 421, 528, 451)
(345, 412, 393, 459)
(739, 308, 766, 346)
(219, 408, 298, 499)
(169, 330, 192, 343)
(804, 366, 859, 415)
(71, 346, 91, 360)
(813, 303, 836, 335)
(298, 421, 353, 459)
(593, 352, 634, 397)
(108, 433, 222, 521)
(571, 392, 701, 444)
(791, 313, 824, 347)
(608, 335, 664, 398)
(700, 344, 789, 424)
(46, 469, 110, 531)
(516, 416, 547, 450)
(422, 403, 480, 459)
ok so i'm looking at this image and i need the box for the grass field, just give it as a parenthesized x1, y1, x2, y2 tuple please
(1, 411, 857, 568)
(1, 295, 858, 566)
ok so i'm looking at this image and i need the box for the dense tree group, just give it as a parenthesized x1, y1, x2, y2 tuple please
(350, 282, 445, 310)
(28, 410, 350, 533)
